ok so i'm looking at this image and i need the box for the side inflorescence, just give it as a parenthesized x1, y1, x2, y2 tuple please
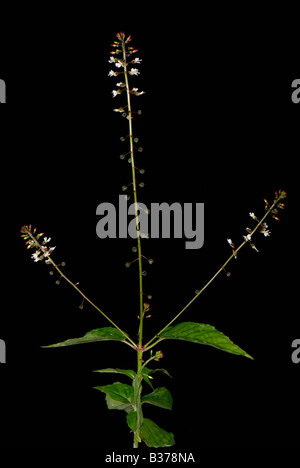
(20, 225, 56, 264)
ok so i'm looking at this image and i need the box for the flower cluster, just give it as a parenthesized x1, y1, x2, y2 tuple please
(20, 225, 56, 264)
(227, 189, 287, 260)
(264, 189, 287, 221)
(108, 31, 145, 104)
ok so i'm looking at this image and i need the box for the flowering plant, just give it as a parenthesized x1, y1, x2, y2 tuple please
(20, 32, 287, 448)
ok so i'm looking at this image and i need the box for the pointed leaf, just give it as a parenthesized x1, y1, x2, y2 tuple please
(143, 367, 172, 378)
(159, 322, 253, 359)
(126, 411, 137, 432)
(42, 327, 128, 347)
(93, 368, 136, 379)
(143, 375, 154, 390)
(104, 394, 134, 413)
(142, 387, 173, 410)
(140, 418, 175, 447)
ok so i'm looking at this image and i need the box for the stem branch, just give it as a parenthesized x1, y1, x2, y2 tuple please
(144, 196, 284, 349)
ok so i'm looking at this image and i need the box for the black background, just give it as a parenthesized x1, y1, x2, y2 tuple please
(0, 5, 299, 451)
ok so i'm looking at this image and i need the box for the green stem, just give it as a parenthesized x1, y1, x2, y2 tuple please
(121, 37, 145, 448)
(122, 42, 144, 347)
(133, 349, 144, 449)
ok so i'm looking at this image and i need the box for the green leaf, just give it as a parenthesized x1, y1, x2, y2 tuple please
(141, 367, 172, 390)
(159, 322, 253, 359)
(142, 387, 173, 410)
(94, 382, 134, 403)
(143, 367, 172, 378)
(126, 411, 137, 432)
(105, 394, 134, 413)
(94, 382, 134, 413)
(93, 368, 136, 379)
(42, 327, 128, 347)
(140, 418, 175, 447)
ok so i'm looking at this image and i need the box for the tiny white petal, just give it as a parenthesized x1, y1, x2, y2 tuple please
(112, 90, 121, 98)
(129, 68, 140, 76)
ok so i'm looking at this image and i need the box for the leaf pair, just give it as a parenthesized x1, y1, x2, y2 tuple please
(127, 414, 175, 447)
(94, 380, 174, 447)
(42, 322, 252, 360)
(94, 381, 172, 411)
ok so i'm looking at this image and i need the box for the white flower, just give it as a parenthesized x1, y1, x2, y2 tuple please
(31, 252, 41, 262)
(113, 107, 125, 113)
(116, 82, 125, 87)
(260, 223, 271, 237)
(129, 68, 140, 76)
(43, 237, 51, 243)
(227, 238, 233, 246)
(131, 88, 145, 96)
(115, 60, 123, 68)
(108, 70, 117, 77)
(249, 212, 258, 221)
(132, 57, 142, 64)
(112, 90, 121, 98)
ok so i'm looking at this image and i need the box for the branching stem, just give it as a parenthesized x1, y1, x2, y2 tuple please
(23, 227, 137, 349)
(144, 195, 285, 350)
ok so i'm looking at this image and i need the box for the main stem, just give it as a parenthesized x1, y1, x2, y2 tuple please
(121, 38, 144, 448)
(122, 41, 144, 347)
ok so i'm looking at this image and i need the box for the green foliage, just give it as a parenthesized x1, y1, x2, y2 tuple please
(140, 418, 175, 447)
(127, 413, 175, 447)
(42, 327, 128, 347)
(21, 31, 286, 448)
(142, 387, 173, 410)
(159, 321, 253, 359)
(141, 367, 172, 390)
(94, 382, 135, 413)
(94, 382, 134, 404)
(93, 368, 136, 379)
